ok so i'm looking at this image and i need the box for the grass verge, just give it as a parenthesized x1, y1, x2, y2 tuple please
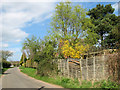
(2, 68, 9, 73)
(0, 67, 12, 77)
(19, 66, 120, 88)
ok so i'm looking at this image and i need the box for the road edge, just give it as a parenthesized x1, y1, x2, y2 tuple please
(0, 68, 11, 89)
(18, 67, 64, 88)
(0, 68, 10, 78)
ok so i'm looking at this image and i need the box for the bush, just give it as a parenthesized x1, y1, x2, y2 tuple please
(37, 60, 58, 76)
(2, 60, 11, 68)
(61, 78, 71, 83)
(16, 63, 19, 67)
(99, 80, 120, 88)
(106, 50, 120, 83)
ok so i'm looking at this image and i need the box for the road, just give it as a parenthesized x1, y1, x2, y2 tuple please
(1, 67, 63, 89)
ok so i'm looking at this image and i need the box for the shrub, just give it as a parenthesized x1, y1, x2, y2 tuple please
(106, 50, 120, 83)
(16, 63, 19, 67)
(99, 80, 120, 88)
(61, 78, 71, 83)
(2, 60, 11, 68)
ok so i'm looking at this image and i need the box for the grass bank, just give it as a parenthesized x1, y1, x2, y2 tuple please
(19, 66, 120, 88)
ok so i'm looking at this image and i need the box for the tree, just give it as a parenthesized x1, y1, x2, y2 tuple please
(19, 52, 27, 66)
(19, 54, 23, 66)
(0, 50, 13, 61)
(0, 50, 12, 69)
(51, 1, 96, 58)
(51, 1, 72, 37)
(51, 1, 94, 44)
(36, 36, 57, 76)
(22, 36, 40, 67)
(87, 4, 117, 48)
(105, 16, 120, 49)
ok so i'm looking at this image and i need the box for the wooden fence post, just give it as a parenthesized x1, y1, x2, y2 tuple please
(86, 55, 88, 81)
(93, 53, 96, 81)
(58, 59, 60, 71)
(58, 59, 61, 75)
(79, 57, 82, 82)
(67, 58, 69, 78)
(60, 59, 62, 77)
(70, 67, 72, 78)
(102, 52, 105, 79)
(64, 60, 66, 76)
(76, 70, 78, 78)
(61, 59, 63, 75)
(72, 68, 74, 78)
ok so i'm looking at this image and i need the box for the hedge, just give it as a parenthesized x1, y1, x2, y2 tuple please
(2, 60, 11, 68)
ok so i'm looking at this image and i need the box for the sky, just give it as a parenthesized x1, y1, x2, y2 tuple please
(0, 0, 119, 61)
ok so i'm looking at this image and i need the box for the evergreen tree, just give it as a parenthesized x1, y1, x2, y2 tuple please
(87, 4, 118, 48)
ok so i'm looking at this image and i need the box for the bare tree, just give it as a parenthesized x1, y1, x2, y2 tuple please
(0, 50, 13, 61)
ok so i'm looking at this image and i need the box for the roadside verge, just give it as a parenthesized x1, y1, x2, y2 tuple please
(18, 67, 64, 88)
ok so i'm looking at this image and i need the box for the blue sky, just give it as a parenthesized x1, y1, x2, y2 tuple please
(0, 0, 119, 61)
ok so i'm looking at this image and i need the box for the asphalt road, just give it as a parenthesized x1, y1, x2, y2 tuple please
(1, 67, 63, 89)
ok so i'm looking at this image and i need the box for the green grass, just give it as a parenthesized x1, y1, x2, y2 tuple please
(2, 68, 9, 73)
(19, 66, 120, 88)
(0, 67, 12, 77)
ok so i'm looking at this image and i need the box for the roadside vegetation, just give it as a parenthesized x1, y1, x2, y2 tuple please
(19, 66, 120, 88)
(0, 50, 12, 75)
(2, 67, 11, 74)
(19, 1, 120, 88)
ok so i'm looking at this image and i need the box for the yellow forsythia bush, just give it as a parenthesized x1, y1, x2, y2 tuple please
(22, 63, 25, 66)
(61, 40, 89, 59)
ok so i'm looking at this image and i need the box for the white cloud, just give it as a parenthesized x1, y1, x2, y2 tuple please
(0, 1, 56, 44)
(0, 43, 9, 48)
(7, 47, 21, 53)
(112, 3, 118, 11)
(16, 39, 21, 42)
(0, 1, 56, 61)
(112, 3, 118, 15)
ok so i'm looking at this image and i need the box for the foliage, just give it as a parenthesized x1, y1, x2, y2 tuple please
(19, 55, 23, 66)
(106, 52, 120, 82)
(93, 80, 120, 88)
(22, 35, 58, 76)
(50, 1, 98, 59)
(19, 52, 27, 66)
(13, 63, 19, 67)
(36, 36, 58, 76)
(26, 60, 32, 68)
(2, 68, 10, 74)
(61, 40, 89, 58)
(87, 4, 118, 47)
(2, 60, 11, 68)
(20, 66, 120, 88)
(51, 1, 95, 44)
(22, 36, 40, 67)
(84, 29, 99, 46)
(0, 50, 13, 61)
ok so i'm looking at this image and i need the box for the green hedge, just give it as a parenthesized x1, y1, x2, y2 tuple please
(2, 60, 11, 68)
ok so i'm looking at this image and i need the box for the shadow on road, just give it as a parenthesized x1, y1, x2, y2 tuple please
(38, 86, 45, 90)
(2, 73, 11, 75)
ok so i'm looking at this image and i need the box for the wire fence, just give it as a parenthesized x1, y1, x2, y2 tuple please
(57, 51, 111, 81)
